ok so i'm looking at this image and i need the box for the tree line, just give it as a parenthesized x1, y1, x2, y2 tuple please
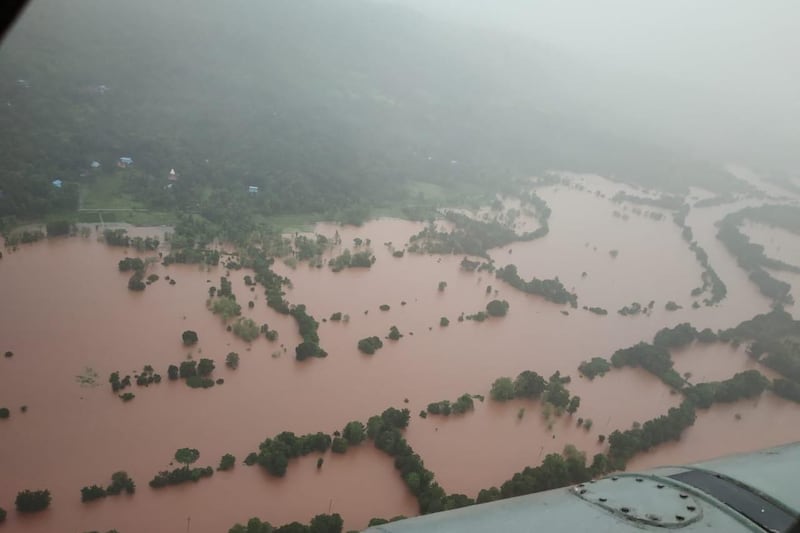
(717, 206, 799, 305)
(407, 208, 548, 258)
(672, 205, 727, 306)
(228, 513, 344, 533)
(495, 264, 577, 307)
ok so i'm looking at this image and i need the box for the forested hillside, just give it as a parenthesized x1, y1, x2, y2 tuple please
(0, 0, 738, 225)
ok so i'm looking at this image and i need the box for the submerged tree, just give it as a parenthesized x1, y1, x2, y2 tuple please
(225, 352, 240, 369)
(486, 299, 510, 317)
(181, 330, 199, 346)
(15, 489, 51, 513)
(490, 377, 515, 401)
(218, 454, 236, 471)
(358, 336, 384, 355)
(175, 448, 200, 470)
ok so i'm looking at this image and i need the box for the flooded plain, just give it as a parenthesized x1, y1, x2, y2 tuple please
(0, 173, 798, 532)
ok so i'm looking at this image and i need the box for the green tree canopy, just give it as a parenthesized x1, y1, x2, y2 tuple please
(513, 371, 546, 399)
(486, 299, 510, 317)
(174, 448, 200, 469)
(181, 330, 198, 345)
(358, 336, 384, 355)
(342, 421, 366, 445)
(309, 513, 343, 533)
(490, 377, 515, 401)
(15, 489, 51, 513)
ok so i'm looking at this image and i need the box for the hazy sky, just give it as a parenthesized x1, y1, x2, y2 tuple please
(381, 0, 799, 89)
(380, 0, 800, 170)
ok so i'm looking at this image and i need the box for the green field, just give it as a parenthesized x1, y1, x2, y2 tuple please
(14, 176, 495, 235)
(80, 174, 146, 211)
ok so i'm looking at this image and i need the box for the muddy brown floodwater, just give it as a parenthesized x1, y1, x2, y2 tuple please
(0, 173, 798, 532)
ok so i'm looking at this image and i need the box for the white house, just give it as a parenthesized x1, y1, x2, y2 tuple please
(168, 168, 178, 181)
(90, 161, 100, 169)
(118, 157, 133, 168)
(248, 186, 259, 194)
(52, 179, 63, 188)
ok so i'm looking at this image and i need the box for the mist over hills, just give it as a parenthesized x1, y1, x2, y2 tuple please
(0, 0, 753, 219)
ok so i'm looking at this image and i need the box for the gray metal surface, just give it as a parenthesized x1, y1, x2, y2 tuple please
(363, 442, 800, 533)
(670, 469, 794, 532)
(573, 475, 703, 527)
(686, 442, 800, 514)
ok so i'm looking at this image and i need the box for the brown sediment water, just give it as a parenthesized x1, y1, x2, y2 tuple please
(0, 175, 797, 532)
(405, 367, 680, 497)
(627, 392, 800, 472)
(671, 342, 783, 384)
(0, 232, 415, 532)
(740, 220, 800, 269)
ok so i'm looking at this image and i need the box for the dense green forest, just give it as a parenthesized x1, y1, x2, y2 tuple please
(0, 0, 741, 231)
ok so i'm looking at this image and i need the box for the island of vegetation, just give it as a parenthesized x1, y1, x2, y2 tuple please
(329, 248, 375, 272)
(168, 358, 218, 389)
(426, 394, 475, 416)
(490, 370, 580, 420)
(578, 357, 611, 379)
(218, 454, 236, 472)
(15, 489, 51, 513)
(495, 265, 577, 307)
(407, 206, 549, 258)
(358, 336, 384, 355)
(149, 448, 213, 488)
(81, 472, 136, 502)
(181, 330, 199, 346)
(245, 432, 332, 477)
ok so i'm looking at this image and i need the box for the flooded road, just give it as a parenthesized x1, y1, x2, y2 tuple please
(1, 174, 798, 531)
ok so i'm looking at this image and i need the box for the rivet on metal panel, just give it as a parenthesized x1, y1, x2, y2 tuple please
(675, 515, 686, 522)
(620, 507, 630, 513)
(687, 506, 696, 511)
(679, 494, 688, 499)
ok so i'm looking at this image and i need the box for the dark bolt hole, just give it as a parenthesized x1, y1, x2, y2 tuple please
(687, 506, 696, 511)
(621, 507, 630, 513)
(676, 515, 685, 522)
(599, 497, 607, 502)
(635, 478, 643, 482)
(656, 484, 665, 489)
(679, 494, 688, 499)
(579, 489, 587, 494)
